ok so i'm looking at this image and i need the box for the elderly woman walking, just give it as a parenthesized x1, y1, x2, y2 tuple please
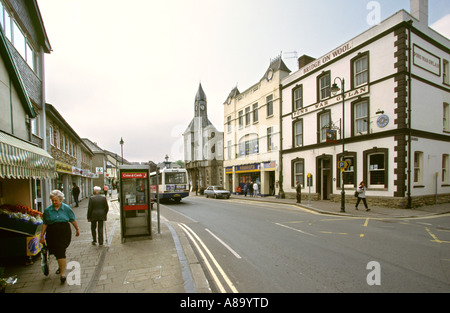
(40, 190, 80, 283)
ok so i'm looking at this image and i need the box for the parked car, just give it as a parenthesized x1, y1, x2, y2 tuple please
(204, 186, 231, 199)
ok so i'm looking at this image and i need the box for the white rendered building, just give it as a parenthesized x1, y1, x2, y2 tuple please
(224, 56, 291, 196)
(280, 0, 450, 208)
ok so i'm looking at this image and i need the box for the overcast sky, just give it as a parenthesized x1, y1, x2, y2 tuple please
(37, 0, 450, 163)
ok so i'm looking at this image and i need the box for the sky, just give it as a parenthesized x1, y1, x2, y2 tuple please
(37, 0, 450, 163)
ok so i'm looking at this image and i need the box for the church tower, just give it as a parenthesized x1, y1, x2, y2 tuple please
(183, 83, 224, 191)
(195, 83, 207, 119)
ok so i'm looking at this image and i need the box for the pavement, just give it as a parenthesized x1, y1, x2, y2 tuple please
(3, 191, 449, 293)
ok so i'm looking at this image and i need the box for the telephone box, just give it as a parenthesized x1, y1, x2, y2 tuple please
(119, 165, 152, 240)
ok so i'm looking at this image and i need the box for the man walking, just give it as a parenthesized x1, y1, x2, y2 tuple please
(296, 181, 301, 203)
(87, 186, 109, 246)
(72, 183, 80, 207)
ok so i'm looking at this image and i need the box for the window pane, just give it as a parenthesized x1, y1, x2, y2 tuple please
(13, 21, 26, 59)
(320, 113, 330, 141)
(253, 103, 258, 122)
(267, 95, 273, 116)
(320, 74, 330, 99)
(369, 154, 385, 185)
(4, 12, 11, 40)
(26, 42, 35, 70)
(294, 87, 302, 110)
(354, 56, 368, 86)
(0, 3, 4, 29)
(355, 101, 368, 133)
(295, 120, 303, 146)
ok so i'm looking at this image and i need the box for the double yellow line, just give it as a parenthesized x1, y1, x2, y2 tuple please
(178, 223, 238, 293)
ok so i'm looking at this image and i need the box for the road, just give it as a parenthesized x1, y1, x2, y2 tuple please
(161, 195, 450, 293)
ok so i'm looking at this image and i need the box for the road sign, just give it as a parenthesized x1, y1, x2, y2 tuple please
(338, 161, 349, 171)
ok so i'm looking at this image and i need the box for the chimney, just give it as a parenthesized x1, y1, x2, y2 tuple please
(298, 55, 316, 70)
(411, 0, 428, 25)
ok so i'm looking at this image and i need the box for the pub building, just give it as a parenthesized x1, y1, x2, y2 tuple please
(280, 0, 450, 208)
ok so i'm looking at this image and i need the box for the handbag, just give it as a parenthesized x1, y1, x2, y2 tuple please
(354, 191, 359, 198)
(41, 244, 49, 276)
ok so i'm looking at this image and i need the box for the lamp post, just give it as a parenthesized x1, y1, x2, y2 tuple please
(331, 77, 346, 213)
(119, 137, 124, 165)
(164, 154, 171, 169)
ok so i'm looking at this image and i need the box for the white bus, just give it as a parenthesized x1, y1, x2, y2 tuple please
(149, 168, 189, 203)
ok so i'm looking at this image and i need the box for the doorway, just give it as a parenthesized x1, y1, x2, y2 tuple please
(316, 155, 333, 200)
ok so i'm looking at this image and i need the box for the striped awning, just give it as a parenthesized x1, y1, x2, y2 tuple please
(0, 132, 57, 179)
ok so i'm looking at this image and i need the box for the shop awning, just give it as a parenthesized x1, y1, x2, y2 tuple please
(0, 132, 57, 179)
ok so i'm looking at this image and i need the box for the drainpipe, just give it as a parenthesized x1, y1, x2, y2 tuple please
(278, 83, 285, 198)
(407, 21, 413, 209)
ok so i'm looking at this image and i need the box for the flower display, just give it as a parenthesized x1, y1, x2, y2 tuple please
(0, 204, 43, 225)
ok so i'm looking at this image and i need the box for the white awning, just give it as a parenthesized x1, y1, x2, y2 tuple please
(0, 132, 57, 179)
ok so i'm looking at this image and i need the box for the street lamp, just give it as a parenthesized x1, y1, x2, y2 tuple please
(164, 154, 171, 169)
(119, 137, 124, 165)
(331, 77, 346, 213)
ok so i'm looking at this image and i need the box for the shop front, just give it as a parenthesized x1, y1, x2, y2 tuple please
(0, 132, 57, 261)
(236, 163, 260, 195)
(227, 161, 278, 196)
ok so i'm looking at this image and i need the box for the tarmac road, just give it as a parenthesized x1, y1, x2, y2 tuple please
(165, 195, 450, 293)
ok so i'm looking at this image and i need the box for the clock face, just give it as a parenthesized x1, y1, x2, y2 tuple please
(266, 68, 274, 81)
(200, 105, 205, 110)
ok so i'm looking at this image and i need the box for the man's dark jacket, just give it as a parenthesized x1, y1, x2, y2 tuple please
(87, 195, 109, 221)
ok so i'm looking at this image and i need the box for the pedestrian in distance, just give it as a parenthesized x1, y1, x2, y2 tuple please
(72, 183, 80, 207)
(355, 181, 370, 211)
(243, 183, 248, 197)
(103, 184, 109, 197)
(87, 186, 109, 246)
(296, 181, 301, 203)
(249, 182, 253, 197)
(40, 190, 80, 284)
(253, 181, 259, 197)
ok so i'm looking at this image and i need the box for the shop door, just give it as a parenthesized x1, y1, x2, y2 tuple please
(316, 155, 332, 200)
